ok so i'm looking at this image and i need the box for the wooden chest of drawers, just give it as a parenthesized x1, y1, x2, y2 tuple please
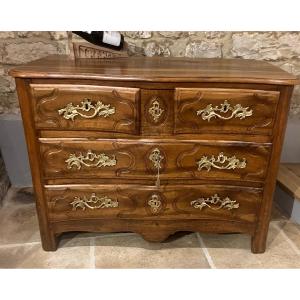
(10, 55, 299, 253)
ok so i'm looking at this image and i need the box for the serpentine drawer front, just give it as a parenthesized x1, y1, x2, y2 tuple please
(30, 84, 140, 134)
(10, 55, 299, 253)
(40, 139, 271, 183)
(45, 184, 262, 223)
(175, 88, 280, 135)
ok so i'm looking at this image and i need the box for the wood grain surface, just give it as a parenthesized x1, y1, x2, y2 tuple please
(9, 55, 300, 85)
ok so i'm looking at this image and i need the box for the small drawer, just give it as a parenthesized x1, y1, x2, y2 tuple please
(45, 184, 262, 223)
(40, 139, 271, 183)
(30, 84, 140, 134)
(175, 88, 280, 135)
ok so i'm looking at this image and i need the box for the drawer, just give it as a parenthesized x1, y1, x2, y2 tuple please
(45, 184, 262, 223)
(40, 139, 271, 183)
(30, 84, 140, 134)
(175, 88, 280, 135)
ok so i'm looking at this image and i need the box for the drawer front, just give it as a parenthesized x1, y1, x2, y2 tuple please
(30, 84, 140, 134)
(40, 139, 271, 183)
(45, 184, 262, 223)
(175, 88, 279, 135)
(141, 89, 174, 135)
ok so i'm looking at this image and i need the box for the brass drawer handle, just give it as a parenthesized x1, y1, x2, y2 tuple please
(197, 152, 246, 171)
(148, 97, 164, 123)
(191, 194, 239, 211)
(58, 98, 115, 121)
(196, 100, 253, 122)
(149, 148, 164, 188)
(71, 193, 119, 210)
(148, 194, 162, 213)
(65, 150, 117, 170)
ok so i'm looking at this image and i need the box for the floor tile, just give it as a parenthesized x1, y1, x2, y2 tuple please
(0, 238, 91, 268)
(94, 232, 209, 269)
(200, 224, 300, 268)
(0, 188, 40, 245)
(275, 221, 300, 253)
(58, 231, 122, 247)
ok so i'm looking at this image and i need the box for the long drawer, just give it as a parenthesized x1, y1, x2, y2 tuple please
(39, 139, 271, 183)
(45, 184, 262, 223)
(30, 84, 140, 134)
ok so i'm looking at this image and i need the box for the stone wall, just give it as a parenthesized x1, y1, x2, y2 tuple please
(0, 31, 300, 115)
(0, 31, 68, 114)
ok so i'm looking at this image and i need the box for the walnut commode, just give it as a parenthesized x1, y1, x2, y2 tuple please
(9, 56, 299, 253)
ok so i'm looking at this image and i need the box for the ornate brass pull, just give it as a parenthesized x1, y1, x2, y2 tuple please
(65, 150, 117, 170)
(148, 194, 162, 213)
(191, 194, 239, 211)
(149, 148, 164, 188)
(148, 97, 164, 123)
(197, 152, 246, 171)
(196, 100, 253, 122)
(70, 193, 118, 210)
(58, 99, 115, 121)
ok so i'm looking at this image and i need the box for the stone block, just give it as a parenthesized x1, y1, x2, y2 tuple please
(144, 41, 171, 57)
(3, 42, 58, 64)
(169, 39, 189, 57)
(56, 40, 69, 54)
(188, 31, 204, 37)
(185, 41, 222, 58)
(232, 32, 300, 61)
(49, 31, 68, 40)
(126, 43, 145, 56)
(204, 31, 226, 39)
(277, 32, 300, 58)
(124, 32, 152, 39)
(16, 31, 51, 39)
(158, 31, 185, 39)
(0, 72, 16, 93)
(0, 92, 19, 115)
(0, 32, 15, 39)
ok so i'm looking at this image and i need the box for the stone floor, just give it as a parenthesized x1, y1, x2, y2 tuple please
(1, 187, 300, 268)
